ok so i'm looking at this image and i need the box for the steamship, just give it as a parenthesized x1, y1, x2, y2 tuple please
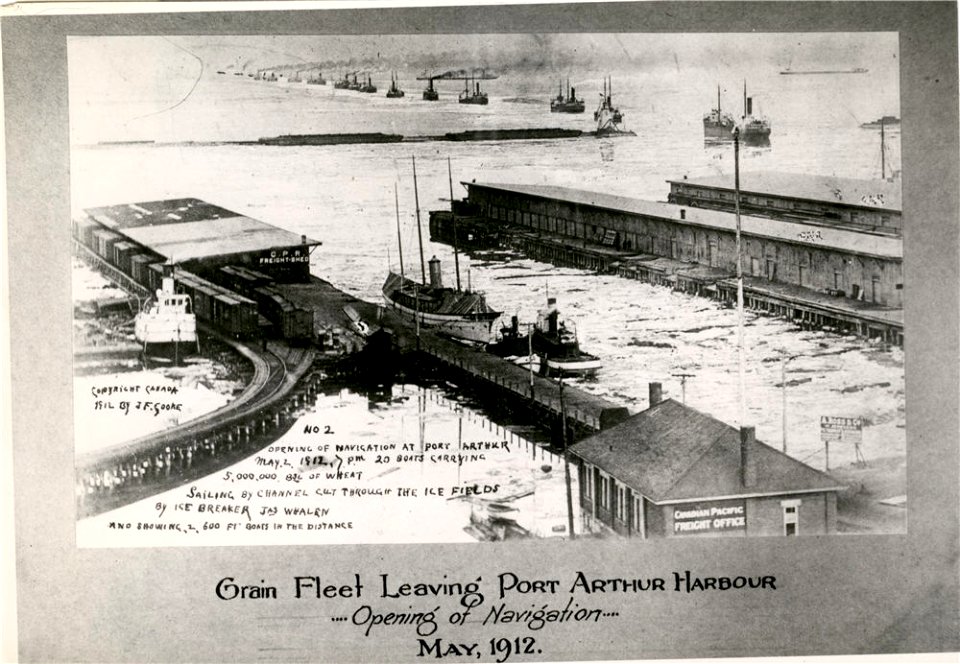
(134, 263, 198, 357)
(737, 82, 771, 143)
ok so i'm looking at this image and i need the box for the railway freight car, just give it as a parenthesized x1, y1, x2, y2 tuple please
(252, 285, 314, 342)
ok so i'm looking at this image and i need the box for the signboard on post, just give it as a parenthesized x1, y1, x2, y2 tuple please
(821, 416, 866, 467)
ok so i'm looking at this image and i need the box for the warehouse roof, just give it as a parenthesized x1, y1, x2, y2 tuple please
(569, 399, 843, 503)
(466, 182, 902, 259)
(84, 199, 319, 264)
(667, 171, 902, 212)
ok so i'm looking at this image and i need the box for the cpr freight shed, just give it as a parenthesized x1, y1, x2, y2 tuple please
(570, 384, 844, 539)
(667, 172, 902, 235)
(82, 198, 319, 283)
(462, 181, 902, 343)
(75, 198, 321, 341)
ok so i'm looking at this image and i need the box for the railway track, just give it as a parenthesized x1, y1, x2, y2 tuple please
(76, 333, 317, 518)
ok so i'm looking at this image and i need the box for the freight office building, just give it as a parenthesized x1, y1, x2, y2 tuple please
(569, 384, 843, 538)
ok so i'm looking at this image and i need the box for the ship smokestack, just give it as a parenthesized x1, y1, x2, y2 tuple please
(740, 426, 757, 488)
(547, 310, 559, 336)
(649, 382, 662, 407)
(570, 86, 575, 99)
(301, 234, 307, 244)
(161, 263, 174, 294)
(746, 97, 753, 116)
(428, 256, 443, 288)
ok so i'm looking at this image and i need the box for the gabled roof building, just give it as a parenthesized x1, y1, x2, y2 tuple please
(569, 383, 844, 538)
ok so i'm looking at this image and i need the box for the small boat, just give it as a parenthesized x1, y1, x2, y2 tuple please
(306, 71, 326, 85)
(382, 158, 502, 344)
(386, 72, 405, 98)
(593, 76, 634, 137)
(333, 72, 353, 89)
(737, 81, 771, 144)
(532, 297, 601, 378)
(860, 115, 900, 129)
(134, 264, 198, 361)
(703, 84, 736, 141)
(459, 76, 489, 105)
(550, 78, 585, 114)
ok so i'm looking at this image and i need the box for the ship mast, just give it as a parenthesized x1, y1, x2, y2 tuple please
(717, 84, 721, 116)
(880, 117, 886, 180)
(447, 157, 462, 291)
(394, 182, 404, 281)
(412, 156, 426, 284)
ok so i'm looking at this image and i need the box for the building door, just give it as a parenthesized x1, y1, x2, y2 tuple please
(798, 265, 806, 287)
(632, 494, 645, 539)
(751, 257, 761, 277)
(871, 276, 881, 304)
(670, 238, 679, 259)
(781, 499, 801, 535)
(708, 240, 718, 267)
(766, 259, 777, 281)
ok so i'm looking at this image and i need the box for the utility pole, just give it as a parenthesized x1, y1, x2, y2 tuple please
(672, 372, 695, 405)
(734, 127, 747, 430)
(559, 378, 576, 540)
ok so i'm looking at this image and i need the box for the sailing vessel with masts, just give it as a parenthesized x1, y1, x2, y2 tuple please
(382, 157, 501, 344)
(459, 74, 489, 105)
(703, 84, 736, 140)
(550, 78, 585, 114)
(593, 76, 634, 137)
(386, 72, 405, 98)
(737, 81, 771, 144)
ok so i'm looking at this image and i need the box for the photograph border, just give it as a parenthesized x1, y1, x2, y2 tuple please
(6, 2, 958, 661)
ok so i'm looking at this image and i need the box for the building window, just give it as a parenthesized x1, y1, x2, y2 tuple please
(583, 464, 594, 501)
(616, 485, 627, 521)
(781, 499, 801, 536)
(598, 472, 610, 510)
(751, 257, 761, 277)
(871, 276, 882, 304)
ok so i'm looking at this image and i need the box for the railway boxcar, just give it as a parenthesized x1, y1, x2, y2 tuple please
(112, 241, 138, 275)
(213, 293, 259, 338)
(91, 228, 122, 261)
(253, 286, 314, 341)
(131, 254, 161, 287)
(218, 265, 274, 294)
(73, 217, 98, 245)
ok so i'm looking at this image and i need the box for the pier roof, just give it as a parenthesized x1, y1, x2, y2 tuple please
(667, 171, 902, 212)
(84, 198, 319, 263)
(569, 399, 842, 503)
(467, 182, 902, 260)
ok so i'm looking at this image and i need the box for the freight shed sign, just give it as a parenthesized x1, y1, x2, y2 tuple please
(672, 500, 746, 535)
(258, 247, 309, 265)
(820, 416, 863, 443)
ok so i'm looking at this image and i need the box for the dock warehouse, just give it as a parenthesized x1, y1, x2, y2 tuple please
(569, 384, 844, 538)
(464, 181, 902, 308)
(666, 171, 902, 235)
(81, 198, 320, 282)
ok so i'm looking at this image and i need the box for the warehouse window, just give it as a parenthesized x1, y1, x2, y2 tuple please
(583, 464, 594, 500)
(598, 472, 610, 510)
(616, 485, 627, 521)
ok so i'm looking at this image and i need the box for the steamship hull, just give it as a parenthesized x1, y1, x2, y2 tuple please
(382, 272, 501, 344)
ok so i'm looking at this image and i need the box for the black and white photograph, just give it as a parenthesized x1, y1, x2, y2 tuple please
(5, 2, 958, 662)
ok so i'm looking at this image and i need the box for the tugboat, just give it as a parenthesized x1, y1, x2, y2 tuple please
(488, 303, 601, 379)
(334, 72, 353, 89)
(306, 70, 326, 85)
(386, 72, 405, 98)
(382, 157, 501, 344)
(593, 77, 634, 137)
(459, 76, 489, 105)
(550, 78, 585, 113)
(531, 298, 601, 378)
(737, 81, 771, 144)
(134, 264, 198, 363)
(703, 84, 736, 141)
(359, 74, 378, 94)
